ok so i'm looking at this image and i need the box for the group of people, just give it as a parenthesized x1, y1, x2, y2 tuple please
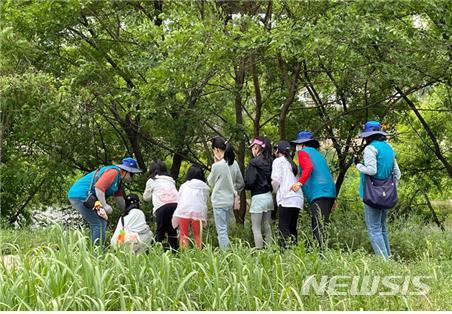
(67, 121, 401, 259)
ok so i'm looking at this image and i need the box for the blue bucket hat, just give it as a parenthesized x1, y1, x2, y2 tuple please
(358, 121, 388, 138)
(290, 130, 319, 145)
(117, 157, 143, 174)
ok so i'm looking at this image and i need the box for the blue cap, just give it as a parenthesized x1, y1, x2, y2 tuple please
(359, 121, 387, 138)
(117, 157, 143, 174)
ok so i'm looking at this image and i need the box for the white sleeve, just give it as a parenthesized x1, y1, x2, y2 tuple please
(143, 179, 155, 202)
(271, 159, 282, 191)
(207, 164, 218, 187)
(356, 145, 377, 176)
(135, 209, 146, 221)
(393, 158, 402, 184)
(114, 196, 126, 211)
(95, 188, 108, 208)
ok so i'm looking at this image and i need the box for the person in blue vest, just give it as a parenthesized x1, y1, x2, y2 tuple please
(289, 131, 336, 249)
(354, 121, 401, 259)
(67, 157, 143, 247)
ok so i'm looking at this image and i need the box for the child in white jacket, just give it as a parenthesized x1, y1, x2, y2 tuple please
(111, 194, 153, 253)
(143, 160, 179, 250)
(271, 141, 304, 248)
(172, 164, 209, 249)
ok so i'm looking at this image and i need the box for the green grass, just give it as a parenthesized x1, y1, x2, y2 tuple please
(1, 216, 451, 310)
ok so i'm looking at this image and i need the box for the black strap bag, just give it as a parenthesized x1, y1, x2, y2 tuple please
(82, 169, 100, 209)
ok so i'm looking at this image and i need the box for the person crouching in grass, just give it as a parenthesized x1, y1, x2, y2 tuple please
(111, 194, 153, 253)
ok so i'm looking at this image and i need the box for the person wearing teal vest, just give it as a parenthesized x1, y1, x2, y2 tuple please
(67, 157, 143, 248)
(355, 121, 401, 259)
(289, 131, 336, 249)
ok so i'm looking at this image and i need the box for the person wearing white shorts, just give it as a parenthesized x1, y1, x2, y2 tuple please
(245, 137, 274, 248)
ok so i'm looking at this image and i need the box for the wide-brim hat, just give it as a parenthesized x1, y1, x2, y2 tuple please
(290, 130, 319, 145)
(358, 121, 388, 138)
(117, 157, 143, 174)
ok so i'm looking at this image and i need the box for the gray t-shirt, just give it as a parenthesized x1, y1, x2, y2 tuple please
(207, 160, 245, 209)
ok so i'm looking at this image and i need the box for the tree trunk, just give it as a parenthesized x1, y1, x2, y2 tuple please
(370, 43, 451, 176)
(9, 178, 46, 225)
(167, 72, 216, 179)
(123, 113, 146, 171)
(278, 62, 301, 140)
(251, 54, 263, 137)
(335, 161, 347, 196)
(423, 191, 445, 232)
(234, 61, 247, 225)
(153, 0, 163, 26)
(395, 86, 452, 177)
(170, 153, 183, 181)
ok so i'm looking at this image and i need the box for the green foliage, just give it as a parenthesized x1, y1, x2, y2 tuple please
(0, 0, 450, 224)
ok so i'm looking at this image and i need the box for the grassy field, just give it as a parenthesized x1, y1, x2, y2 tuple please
(1, 211, 451, 311)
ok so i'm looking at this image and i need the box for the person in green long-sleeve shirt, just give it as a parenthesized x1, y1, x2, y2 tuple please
(207, 136, 244, 249)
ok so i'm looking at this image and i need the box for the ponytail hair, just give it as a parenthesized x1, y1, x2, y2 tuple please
(212, 136, 235, 166)
(277, 149, 298, 176)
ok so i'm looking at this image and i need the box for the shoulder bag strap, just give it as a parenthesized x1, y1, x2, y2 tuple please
(226, 162, 236, 192)
(112, 167, 123, 191)
(88, 168, 100, 193)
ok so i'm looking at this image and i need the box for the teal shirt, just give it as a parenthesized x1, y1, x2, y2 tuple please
(67, 165, 122, 200)
(300, 147, 336, 203)
(359, 140, 396, 199)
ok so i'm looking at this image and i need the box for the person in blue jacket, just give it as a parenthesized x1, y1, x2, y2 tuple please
(289, 131, 336, 249)
(67, 157, 142, 248)
(354, 121, 401, 259)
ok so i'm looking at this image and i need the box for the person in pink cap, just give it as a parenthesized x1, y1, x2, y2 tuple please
(244, 136, 274, 248)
